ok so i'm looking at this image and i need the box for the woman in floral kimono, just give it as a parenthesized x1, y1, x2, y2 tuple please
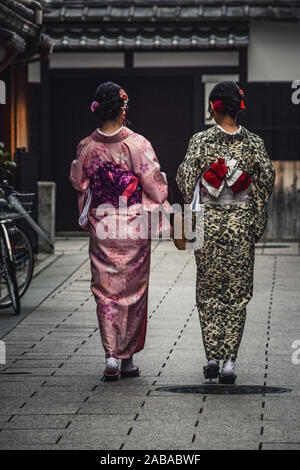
(176, 81, 275, 384)
(70, 82, 169, 380)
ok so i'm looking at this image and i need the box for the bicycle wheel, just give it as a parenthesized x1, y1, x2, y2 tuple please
(0, 224, 34, 308)
(0, 232, 20, 314)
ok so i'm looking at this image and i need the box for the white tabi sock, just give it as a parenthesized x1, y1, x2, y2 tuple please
(207, 360, 219, 366)
(106, 357, 118, 370)
(223, 360, 235, 372)
(121, 357, 135, 372)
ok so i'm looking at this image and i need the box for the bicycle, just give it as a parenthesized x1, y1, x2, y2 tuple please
(0, 182, 53, 314)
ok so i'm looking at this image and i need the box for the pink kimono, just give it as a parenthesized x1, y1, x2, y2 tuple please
(69, 126, 169, 359)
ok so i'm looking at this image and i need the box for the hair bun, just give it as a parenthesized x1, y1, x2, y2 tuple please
(91, 81, 127, 124)
(208, 81, 244, 119)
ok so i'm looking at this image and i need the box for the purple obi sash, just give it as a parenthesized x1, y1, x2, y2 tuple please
(89, 161, 142, 209)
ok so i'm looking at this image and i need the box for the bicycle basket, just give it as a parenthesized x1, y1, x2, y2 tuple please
(14, 192, 35, 214)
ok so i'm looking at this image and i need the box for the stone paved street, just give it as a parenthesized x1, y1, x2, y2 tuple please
(0, 239, 299, 450)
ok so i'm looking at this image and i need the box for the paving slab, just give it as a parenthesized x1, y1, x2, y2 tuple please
(0, 429, 63, 447)
(57, 430, 125, 450)
(261, 442, 300, 450)
(0, 251, 88, 339)
(1, 414, 71, 430)
(0, 239, 299, 450)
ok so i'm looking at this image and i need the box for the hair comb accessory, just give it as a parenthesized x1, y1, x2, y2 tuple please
(119, 89, 128, 102)
(90, 101, 100, 112)
(212, 100, 224, 113)
(119, 89, 128, 125)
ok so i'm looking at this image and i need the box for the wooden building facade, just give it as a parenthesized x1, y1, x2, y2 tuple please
(0, 0, 52, 155)
(0, 0, 52, 251)
(25, 2, 300, 237)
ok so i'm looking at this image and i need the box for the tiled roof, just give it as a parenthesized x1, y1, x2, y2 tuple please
(0, 0, 52, 62)
(47, 24, 248, 50)
(43, 1, 300, 23)
(43, 1, 299, 51)
(0, 0, 39, 43)
(0, 28, 26, 53)
(49, 34, 248, 50)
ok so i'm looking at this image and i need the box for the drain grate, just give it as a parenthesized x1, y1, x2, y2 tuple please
(156, 384, 291, 395)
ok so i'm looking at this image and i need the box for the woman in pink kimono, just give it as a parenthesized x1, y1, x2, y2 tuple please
(70, 82, 169, 380)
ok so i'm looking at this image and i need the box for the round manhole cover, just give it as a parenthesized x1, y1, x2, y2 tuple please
(156, 385, 291, 395)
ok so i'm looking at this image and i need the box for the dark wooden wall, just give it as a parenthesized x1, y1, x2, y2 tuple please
(48, 73, 194, 231)
(240, 83, 300, 240)
(29, 75, 300, 238)
(0, 63, 29, 155)
(239, 82, 300, 161)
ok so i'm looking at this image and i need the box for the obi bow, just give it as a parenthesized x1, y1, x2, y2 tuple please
(89, 161, 142, 208)
(201, 157, 251, 198)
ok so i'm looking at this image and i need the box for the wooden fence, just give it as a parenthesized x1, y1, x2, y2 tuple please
(264, 161, 300, 240)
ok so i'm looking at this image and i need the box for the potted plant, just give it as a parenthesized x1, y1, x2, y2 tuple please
(0, 142, 17, 198)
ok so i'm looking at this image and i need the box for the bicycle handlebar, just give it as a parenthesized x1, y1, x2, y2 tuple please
(0, 181, 14, 191)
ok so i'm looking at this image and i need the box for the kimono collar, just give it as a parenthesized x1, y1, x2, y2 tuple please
(91, 126, 133, 144)
(211, 124, 247, 143)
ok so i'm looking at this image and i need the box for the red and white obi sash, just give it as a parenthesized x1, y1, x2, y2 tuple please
(201, 157, 251, 199)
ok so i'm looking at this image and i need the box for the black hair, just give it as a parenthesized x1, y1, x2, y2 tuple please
(207, 81, 244, 120)
(91, 81, 128, 125)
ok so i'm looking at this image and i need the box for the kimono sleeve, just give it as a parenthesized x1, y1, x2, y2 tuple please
(251, 138, 276, 242)
(176, 134, 201, 204)
(69, 138, 90, 192)
(130, 137, 168, 205)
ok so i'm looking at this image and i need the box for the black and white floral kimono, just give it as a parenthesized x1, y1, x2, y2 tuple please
(176, 125, 275, 361)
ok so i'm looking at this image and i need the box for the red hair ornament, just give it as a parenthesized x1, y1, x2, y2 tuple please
(212, 100, 224, 113)
(239, 89, 246, 109)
